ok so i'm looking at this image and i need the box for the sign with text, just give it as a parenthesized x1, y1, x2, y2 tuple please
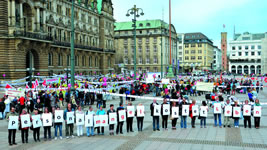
(162, 104, 170, 116)
(213, 103, 222, 114)
(243, 105, 251, 116)
(233, 107, 241, 118)
(182, 105, 189, 116)
(54, 110, 64, 123)
(85, 114, 93, 127)
(171, 107, 179, 118)
(8, 116, 19, 130)
(127, 106, 135, 118)
(100, 115, 108, 127)
(42, 113, 52, 127)
(108, 113, 117, 125)
(76, 113, 85, 126)
(94, 115, 101, 127)
(118, 110, 126, 122)
(137, 106, 145, 117)
(153, 105, 161, 116)
(32, 115, 42, 128)
(253, 106, 262, 117)
(21, 114, 31, 128)
(192, 106, 199, 116)
(200, 106, 208, 117)
(66, 112, 75, 124)
(224, 106, 232, 117)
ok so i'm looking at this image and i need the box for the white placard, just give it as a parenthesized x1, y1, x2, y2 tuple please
(243, 105, 251, 116)
(85, 114, 93, 127)
(233, 107, 241, 118)
(253, 106, 262, 117)
(76, 113, 85, 126)
(8, 116, 19, 130)
(182, 105, 189, 116)
(192, 106, 199, 116)
(100, 115, 108, 127)
(162, 104, 170, 116)
(66, 112, 75, 124)
(118, 110, 126, 122)
(137, 106, 145, 117)
(171, 107, 179, 118)
(200, 106, 208, 117)
(32, 115, 42, 128)
(213, 103, 222, 114)
(21, 114, 31, 128)
(109, 113, 117, 124)
(127, 106, 135, 118)
(94, 115, 101, 127)
(54, 110, 64, 123)
(153, 105, 161, 116)
(224, 106, 232, 117)
(42, 113, 52, 127)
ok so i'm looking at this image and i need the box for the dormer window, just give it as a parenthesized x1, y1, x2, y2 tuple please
(139, 23, 143, 27)
(146, 23, 150, 26)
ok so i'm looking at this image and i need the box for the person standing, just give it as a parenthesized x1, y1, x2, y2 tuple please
(161, 98, 169, 130)
(64, 103, 75, 138)
(179, 98, 188, 129)
(136, 103, 145, 131)
(189, 100, 196, 128)
(200, 101, 208, 128)
(223, 99, 231, 128)
(233, 101, 240, 128)
(212, 98, 222, 128)
(19, 109, 30, 143)
(54, 106, 63, 140)
(86, 106, 95, 136)
(170, 101, 178, 130)
(116, 103, 124, 134)
(150, 99, 160, 131)
(6, 106, 17, 146)
(96, 105, 106, 135)
(76, 105, 84, 137)
(242, 100, 251, 128)
(253, 99, 261, 129)
(32, 109, 41, 142)
(126, 102, 134, 132)
(107, 104, 116, 135)
(43, 107, 52, 140)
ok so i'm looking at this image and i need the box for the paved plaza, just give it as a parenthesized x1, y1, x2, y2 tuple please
(1, 85, 267, 150)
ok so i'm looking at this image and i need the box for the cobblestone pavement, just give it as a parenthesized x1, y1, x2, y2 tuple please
(1, 79, 267, 150)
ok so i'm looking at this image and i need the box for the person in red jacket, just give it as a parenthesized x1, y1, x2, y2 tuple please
(19, 96, 25, 114)
(189, 100, 196, 128)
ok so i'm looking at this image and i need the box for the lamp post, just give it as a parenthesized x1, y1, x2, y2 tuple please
(70, 0, 75, 94)
(64, 68, 71, 84)
(27, 51, 35, 88)
(126, 5, 144, 80)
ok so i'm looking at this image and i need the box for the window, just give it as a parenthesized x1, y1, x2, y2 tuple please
(238, 46, 242, 50)
(251, 52, 255, 56)
(185, 56, 189, 60)
(232, 54, 236, 56)
(153, 46, 157, 52)
(258, 45, 262, 49)
(139, 56, 142, 64)
(67, 55, 70, 66)
(48, 53, 53, 66)
(124, 47, 128, 54)
(179, 52, 182, 55)
(198, 50, 202, 53)
(153, 56, 158, 64)
(124, 39, 128, 44)
(191, 56, 195, 60)
(131, 47, 134, 54)
(58, 53, 63, 66)
(138, 46, 142, 53)
(146, 46, 150, 53)
(75, 56, 79, 66)
(198, 56, 202, 60)
(245, 46, 249, 50)
(124, 57, 128, 64)
(258, 51, 261, 56)
(179, 46, 182, 49)
(238, 52, 242, 56)
(185, 44, 189, 48)
(146, 67, 149, 72)
(88, 16, 91, 24)
(57, 5, 62, 14)
(139, 23, 143, 27)
(146, 38, 149, 43)
(94, 18, 97, 26)
(138, 38, 142, 43)
(154, 67, 158, 72)
(251, 45, 255, 49)
(245, 52, 248, 56)
(179, 57, 182, 60)
(89, 56, 92, 67)
(131, 57, 134, 64)
(191, 44, 195, 47)
(125, 31, 128, 35)
(191, 50, 195, 54)
(139, 31, 142, 34)
(153, 37, 157, 43)
(146, 23, 151, 26)
(198, 44, 202, 47)
(154, 29, 157, 33)
(146, 56, 150, 64)
(185, 50, 189, 54)
(232, 46, 236, 50)
(95, 57, 98, 67)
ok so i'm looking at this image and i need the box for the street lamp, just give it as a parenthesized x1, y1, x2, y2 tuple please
(70, 0, 75, 95)
(64, 68, 71, 84)
(160, 22, 167, 79)
(126, 5, 144, 80)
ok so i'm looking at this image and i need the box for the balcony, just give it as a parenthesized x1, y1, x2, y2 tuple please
(104, 49, 116, 53)
(13, 30, 53, 42)
(52, 41, 103, 52)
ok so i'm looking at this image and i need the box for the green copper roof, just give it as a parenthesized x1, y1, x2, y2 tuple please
(97, 0, 102, 14)
(114, 19, 169, 31)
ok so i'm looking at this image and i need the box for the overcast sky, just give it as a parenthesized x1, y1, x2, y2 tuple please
(112, 0, 267, 47)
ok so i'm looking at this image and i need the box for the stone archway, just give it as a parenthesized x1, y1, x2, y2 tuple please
(26, 49, 39, 77)
(250, 65, 255, 74)
(237, 65, 242, 74)
(231, 65, 236, 74)
(244, 65, 249, 74)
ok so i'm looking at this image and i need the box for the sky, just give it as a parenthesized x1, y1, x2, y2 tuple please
(112, 0, 267, 47)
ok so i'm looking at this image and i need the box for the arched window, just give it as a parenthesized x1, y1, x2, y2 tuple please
(75, 56, 79, 66)
(48, 53, 53, 66)
(58, 53, 63, 66)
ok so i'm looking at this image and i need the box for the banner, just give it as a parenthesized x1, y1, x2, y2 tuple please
(21, 114, 31, 128)
(85, 114, 94, 127)
(46, 78, 59, 84)
(213, 103, 222, 114)
(162, 104, 170, 116)
(108, 113, 117, 125)
(196, 82, 214, 92)
(192, 106, 199, 116)
(224, 106, 232, 117)
(8, 116, 19, 129)
(127, 106, 135, 118)
(243, 105, 251, 116)
(171, 107, 179, 118)
(233, 107, 241, 118)
(153, 105, 161, 116)
(54, 110, 64, 123)
(42, 113, 52, 127)
(182, 105, 189, 116)
(200, 106, 208, 117)
(253, 106, 262, 117)
(137, 106, 145, 117)
(76, 113, 85, 126)
(94, 115, 101, 127)
(32, 115, 42, 128)
(66, 112, 75, 124)
(100, 115, 108, 127)
(118, 110, 126, 122)
(6, 90, 24, 99)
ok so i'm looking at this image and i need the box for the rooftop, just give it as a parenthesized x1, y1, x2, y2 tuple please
(233, 32, 267, 41)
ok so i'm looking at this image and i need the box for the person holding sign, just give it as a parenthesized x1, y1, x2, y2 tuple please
(232, 101, 240, 128)
(189, 100, 197, 128)
(161, 99, 170, 130)
(85, 106, 95, 136)
(96, 105, 106, 135)
(116, 103, 125, 134)
(253, 99, 261, 129)
(199, 101, 208, 128)
(126, 102, 134, 133)
(223, 99, 232, 128)
(32, 109, 41, 142)
(212, 98, 222, 128)
(54, 107, 63, 140)
(179, 98, 188, 129)
(242, 100, 251, 128)
(170, 102, 179, 130)
(43, 107, 52, 140)
(64, 103, 75, 138)
(6, 106, 18, 146)
(76, 106, 84, 137)
(107, 104, 116, 135)
(136, 103, 145, 131)
(19, 109, 31, 143)
(150, 99, 160, 131)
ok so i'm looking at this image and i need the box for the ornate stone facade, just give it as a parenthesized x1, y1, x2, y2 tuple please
(0, 0, 115, 80)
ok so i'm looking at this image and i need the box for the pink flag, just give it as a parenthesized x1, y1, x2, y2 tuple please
(32, 83, 36, 89)
(5, 84, 12, 89)
(42, 79, 47, 87)
(35, 79, 39, 87)
(26, 83, 29, 89)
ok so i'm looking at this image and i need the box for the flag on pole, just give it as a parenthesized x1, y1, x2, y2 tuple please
(42, 79, 46, 87)
(5, 84, 12, 89)
(32, 83, 36, 89)
(35, 79, 39, 87)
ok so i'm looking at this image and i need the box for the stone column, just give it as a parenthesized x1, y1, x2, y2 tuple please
(19, 2, 23, 29)
(248, 65, 251, 75)
(241, 65, 244, 75)
(11, 0, 16, 26)
(36, 6, 40, 31)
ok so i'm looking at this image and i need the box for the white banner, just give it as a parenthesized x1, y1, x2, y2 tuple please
(76, 113, 85, 126)
(243, 105, 251, 116)
(162, 104, 170, 116)
(32, 115, 42, 128)
(224, 106, 232, 117)
(233, 107, 241, 118)
(200, 106, 208, 117)
(54, 110, 64, 123)
(42, 113, 52, 127)
(109, 113, 117, 125)
(66, 112, 75, 124)
(137, 106, 145, 117)
(100, 115, 108, 127)
(118, 110, 126, 122)
(8, 116, 19, 130)
(171, 107, 179, 118)
(213, 103, 222, 114)
(253, 106, 262, 117)
(85, 114, 94, 127)
(192, 106, 199, 116)
(182, 105, 189, 116)
(153, 105, 161, 116)
(127, 106, 135, 118)
(94, 115, 101, 127)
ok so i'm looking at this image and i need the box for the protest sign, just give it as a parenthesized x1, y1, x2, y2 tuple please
(224, 106, 232, 117)
(127, 106, 135, 118)
(153, 105, 161, 116)
(182, 105, 189, 116)
(85, 114, 93, 127)
(54, 110, 64, 123)
(233, 107, 241, 118)
(76, 113, 85, 126)
(200, 106, 208, 117)
(100, 115, 108, 127)
(66, 112, 74, 124)
(243, 105, 251, 116)
(42, 113, 52, 126)
(8, 116, 19, 130)
(253, 106, 262, 117)
(21, 114, 31, 128)
(118, 110, 126, 122)
(171, 107, 179, 118)
(109, 113, 117, 124)
(192, 106, 199, 116)
(32, 115, 42, 128)
(94, 115, 101, 127)
(213, 103, 222, 114)
(162, 104, 170, 116)
(137, 106, 145, 117)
